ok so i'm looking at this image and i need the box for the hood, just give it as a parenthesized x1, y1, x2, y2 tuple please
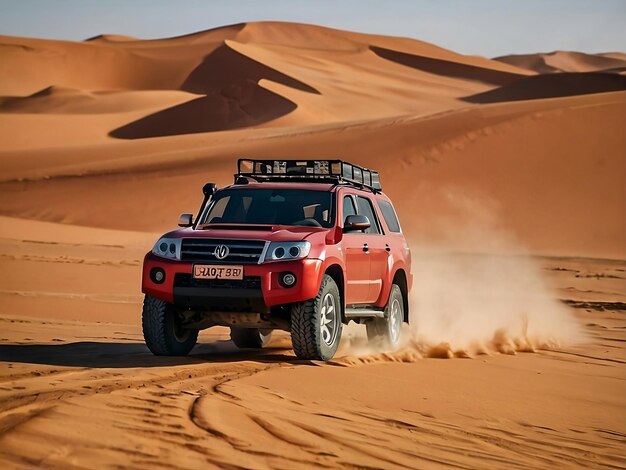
(161, 224, 328, 242)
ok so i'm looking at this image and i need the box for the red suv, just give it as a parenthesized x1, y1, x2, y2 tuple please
(141, 159, 412, 361)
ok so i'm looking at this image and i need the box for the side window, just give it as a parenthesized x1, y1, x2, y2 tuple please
(356, 196, 381, 234)
(377, 200, 401, 233)
(343, 196, 357, 221)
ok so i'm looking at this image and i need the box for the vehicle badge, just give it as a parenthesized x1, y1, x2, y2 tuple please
(213, 244, 229, 260)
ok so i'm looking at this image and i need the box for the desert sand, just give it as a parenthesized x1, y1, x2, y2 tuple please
(0, 22, 625, 469)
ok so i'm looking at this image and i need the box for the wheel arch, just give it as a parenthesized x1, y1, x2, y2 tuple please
(392, 268, 410, 323)
(324, 263, 345, 322)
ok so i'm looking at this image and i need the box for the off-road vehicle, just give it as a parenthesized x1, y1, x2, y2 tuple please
(141, 159, 412, 361)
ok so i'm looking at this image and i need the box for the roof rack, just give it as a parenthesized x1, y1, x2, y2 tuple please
(235, 159, 382, 192)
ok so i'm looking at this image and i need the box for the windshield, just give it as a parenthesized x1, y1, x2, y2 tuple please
(199, 188, 334, 228)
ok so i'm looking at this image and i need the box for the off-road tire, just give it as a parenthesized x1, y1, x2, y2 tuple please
(230, 328, 273, 349)
(291, 275, 342, 361)
(142, 295, 198, 356)
(367, 284, 404, 349)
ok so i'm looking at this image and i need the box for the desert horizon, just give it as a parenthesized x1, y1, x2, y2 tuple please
(0, 16, 625, 470)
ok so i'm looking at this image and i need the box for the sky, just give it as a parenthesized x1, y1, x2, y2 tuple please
(0, 0, 624, 57)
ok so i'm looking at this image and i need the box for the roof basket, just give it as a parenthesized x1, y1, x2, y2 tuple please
(235, 159, 382, 191)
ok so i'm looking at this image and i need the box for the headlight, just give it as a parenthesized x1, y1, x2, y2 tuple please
(264, 241, 311, 262)
(151, 238, 182, 260)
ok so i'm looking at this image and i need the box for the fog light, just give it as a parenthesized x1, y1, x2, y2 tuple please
(150, 267, 165, 284)
(281, 272, 296, 287)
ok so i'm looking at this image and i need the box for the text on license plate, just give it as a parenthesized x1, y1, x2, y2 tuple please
(193, 265, 244, 280)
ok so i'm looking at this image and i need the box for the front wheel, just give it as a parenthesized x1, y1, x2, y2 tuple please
(142, 295, 198, 356)
(366, 284, 404, 349)
(291, 275, 342, 361)
(230, 328, 273, 349)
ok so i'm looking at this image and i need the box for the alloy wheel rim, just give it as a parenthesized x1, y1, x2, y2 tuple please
(389, 298, 402, 344)
(320, 293, 339, 346)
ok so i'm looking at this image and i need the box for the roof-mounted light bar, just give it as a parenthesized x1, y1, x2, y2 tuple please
(236, 159, 382, 191)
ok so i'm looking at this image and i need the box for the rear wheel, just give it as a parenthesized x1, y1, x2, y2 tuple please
(367, 284, 404, 349)
(230, 328, 273, 349)
(142, 295, 198, 356)
(291, 275, 342, 361)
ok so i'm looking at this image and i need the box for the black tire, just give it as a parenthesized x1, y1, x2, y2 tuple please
(230, 328, 273, 349)
(366, 284, 404, 349)
(291, 274, 342, 361)
(142, 295, 198, 356)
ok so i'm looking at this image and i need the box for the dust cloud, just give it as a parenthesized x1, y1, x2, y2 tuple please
(404, 249, 584, 358)
(337, 188, 585, 361)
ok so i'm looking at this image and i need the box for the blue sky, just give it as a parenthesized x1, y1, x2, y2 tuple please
(0, 0, 624, 57)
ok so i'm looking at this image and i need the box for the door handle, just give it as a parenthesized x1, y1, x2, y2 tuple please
(385, 244, 391, 252)
(363, 243, 369, 252)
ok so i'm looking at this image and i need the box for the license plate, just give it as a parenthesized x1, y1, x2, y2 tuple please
(193, 265, 244, 280)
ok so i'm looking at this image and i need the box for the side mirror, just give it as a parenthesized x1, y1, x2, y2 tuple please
(202, 183, 217, 196)
(343, 214, 370, 232)
(178, 213, 193, 227)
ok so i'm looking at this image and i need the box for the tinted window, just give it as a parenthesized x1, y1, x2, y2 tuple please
(378, 200, 401, 233)
(200, 189, 333, 227)
(343, 196, 357, 221)
(206, 196, 229, 223)
(356, 196, 381, 234)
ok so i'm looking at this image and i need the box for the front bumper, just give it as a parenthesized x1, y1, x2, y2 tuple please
(141, 252, 324, 310)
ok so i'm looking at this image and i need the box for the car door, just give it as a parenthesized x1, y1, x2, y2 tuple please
(355, 195, 389, 304)
(341, 194, 371, 305)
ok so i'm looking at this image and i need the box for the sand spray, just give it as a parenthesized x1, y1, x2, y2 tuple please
(337, 188, 585, 361)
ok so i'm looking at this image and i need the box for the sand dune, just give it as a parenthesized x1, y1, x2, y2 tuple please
(463, 72, 626, 103)
(85, 34, 140, 43)
(0, 21, 532, 144)
(371, 45, 523, 85)
(0, 21, 625, 469)
(1, 91, 623, 257)
(110, 41, 316, 137)
(0, 24, 245, 96)
(599, 52, 626, 61)
(0, 86, 198, 114)
(495, 50, 626, 73)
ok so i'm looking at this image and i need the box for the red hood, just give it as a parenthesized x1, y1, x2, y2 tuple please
(161, 224, 328, 242)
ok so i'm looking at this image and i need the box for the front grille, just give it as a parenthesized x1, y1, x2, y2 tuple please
(174, 273, 262, 290)
(180, 238, 266, 264)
